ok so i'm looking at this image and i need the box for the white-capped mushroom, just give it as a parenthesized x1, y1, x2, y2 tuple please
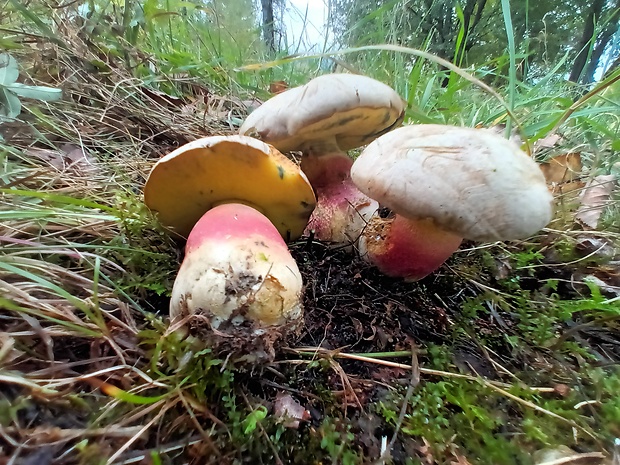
(351, 124, 554, 280)
(240, 73, 406, 245)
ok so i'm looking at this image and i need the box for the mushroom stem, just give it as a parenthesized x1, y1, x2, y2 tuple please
(300, 151, 353, 187)
(301, 152, 378, 244)
(359, 214, 463, 281)
(170, 203, 303, 357)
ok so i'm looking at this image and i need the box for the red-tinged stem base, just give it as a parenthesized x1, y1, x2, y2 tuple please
(170, 203, 304, 362)
(359, 214, 463, 281)
(302, 152, 378, 244)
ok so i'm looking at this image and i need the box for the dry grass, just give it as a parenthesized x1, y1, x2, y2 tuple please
(0, 21, 247, 462)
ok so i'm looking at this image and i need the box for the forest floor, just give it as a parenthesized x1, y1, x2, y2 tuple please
(1, 19, 620, 465)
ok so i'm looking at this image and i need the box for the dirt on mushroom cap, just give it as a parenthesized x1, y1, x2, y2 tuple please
(351, 124, 554, 241)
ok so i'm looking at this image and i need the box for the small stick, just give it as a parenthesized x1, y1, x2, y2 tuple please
(536, 452, 606, 465)
(290, 347, 555, 392)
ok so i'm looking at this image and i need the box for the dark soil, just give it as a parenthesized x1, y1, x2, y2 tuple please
(290, 239, 512, 376)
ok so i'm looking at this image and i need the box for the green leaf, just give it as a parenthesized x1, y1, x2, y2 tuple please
(6, 83, 62, 101)
(99, 383, 168, 404)
(0, 87, 22, 120)
(0, 39, 22, 51)
(143, 0, 161, 20)
(8, 0, 67, 48)
(0, 297, 101, 337)
(243, 406, 267, 435)
(0, 53, 19, 86)
(0, 188, 116, 212)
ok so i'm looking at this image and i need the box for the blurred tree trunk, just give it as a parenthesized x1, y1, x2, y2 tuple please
(261, 0, 276, 53)
(569, 0, 605, 83)
(583, 0, 620, 84)
(404, 0, 490, 60)
(462, 0, 488, 43)
(604, 52, 620, 78)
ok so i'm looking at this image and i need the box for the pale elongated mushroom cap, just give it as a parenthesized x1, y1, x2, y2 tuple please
(351, 125, 553, 241)
(239, 73, 406, 153)
(144, 135, 316, 240)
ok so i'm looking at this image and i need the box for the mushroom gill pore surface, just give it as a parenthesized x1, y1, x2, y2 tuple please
(239, 73, 406, 154)
(144, 135, 316, 240)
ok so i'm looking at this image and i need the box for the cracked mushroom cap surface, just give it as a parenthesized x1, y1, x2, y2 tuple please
(239, 73, 406, 153)
(350, 125, 554, 241)
(144, 135, 316, 239)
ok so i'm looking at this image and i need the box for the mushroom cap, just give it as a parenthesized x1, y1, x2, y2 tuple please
(144, 135, 316, 240)
(239, 73, 406, 153)
(350, 125, 554, 241)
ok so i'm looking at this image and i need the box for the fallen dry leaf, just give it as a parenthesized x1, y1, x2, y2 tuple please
(533, 445, 606, 465)
(273, 392, 310, 429)
(416, 438, 435, 465)
(575, 175, 617, 229)
(140, 86, 186, 108)
(540, 153, 582, 185)
(269, 80, 289, 94)
(535, 133, 563, 149)
(553, 383, 571, 397)
(575, 237, 617, 261)
(554, 180, 587, 195)
(26, 143, 99, 176)
(450, 455, 473, 465)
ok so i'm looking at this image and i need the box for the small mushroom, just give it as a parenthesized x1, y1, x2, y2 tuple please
(240, 73, 406, 245)
(144, 135, 316, 359)
(350, 125, 554, 280)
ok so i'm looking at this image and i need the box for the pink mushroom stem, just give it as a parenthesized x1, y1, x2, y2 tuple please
(301, 152, 378, 244)
(170, 203, 303, 330)
(302, 152, 463, 279)
(300, 152, 353, 188)
(359, 215, 463, 281)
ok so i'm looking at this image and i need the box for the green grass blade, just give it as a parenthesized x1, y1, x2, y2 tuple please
(0, 188, 116, 212)
(500, 0, 517, 137)
(0, 297, 101, 337)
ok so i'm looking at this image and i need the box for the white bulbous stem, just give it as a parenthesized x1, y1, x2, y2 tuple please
(170, 203, 303, 333)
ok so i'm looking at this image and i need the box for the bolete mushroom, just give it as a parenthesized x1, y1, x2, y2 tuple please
(239, 73, 406, 245)
(144, 135, 315, 240)
(144, 135, 316, 358)
(350, 125, 554, 280)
